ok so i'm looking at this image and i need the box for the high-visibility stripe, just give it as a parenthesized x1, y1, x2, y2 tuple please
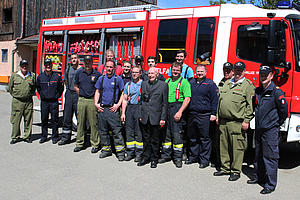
(115, 145, 125, 152)
(176, 81, 181, 100)
(162, 142, 172, 148)
(102, 146, 111, 151)
(173, 144, 183, 148)
(126, 141, 135, 146)
(62, 129, 71, 133)
(173, 144, 183, 151)
(136, 141, 143, 147)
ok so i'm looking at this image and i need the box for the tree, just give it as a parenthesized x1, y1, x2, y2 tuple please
(209, 0, 286, 9)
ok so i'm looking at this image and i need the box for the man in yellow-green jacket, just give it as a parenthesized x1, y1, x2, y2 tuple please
(8, 60, 36, 144)
(214, 61, 254, 181)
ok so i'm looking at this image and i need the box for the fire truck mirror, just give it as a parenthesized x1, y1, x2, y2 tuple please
(267, 20, 284, 65)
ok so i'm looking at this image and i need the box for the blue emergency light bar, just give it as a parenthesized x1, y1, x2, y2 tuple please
(277, 1, 293, 8)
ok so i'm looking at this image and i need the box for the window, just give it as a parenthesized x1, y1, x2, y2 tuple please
(2, 49, 8, 63)
(157, 19, 188, 63)
(292, 19, 300, 72)
(194, 18, 216, 64)
(2, 8, 13, 23)
(237, 25, 286, 65)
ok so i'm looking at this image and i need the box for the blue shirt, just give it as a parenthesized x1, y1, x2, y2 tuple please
(74, 68, 100, 98)
(95, 75, 124, 105)
(124, 80, 142, 104)
(168, 64, 194, 79)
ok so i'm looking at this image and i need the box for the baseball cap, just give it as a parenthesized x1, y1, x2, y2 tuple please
(223, 62, 233, 70)
(135, 55, 144, 61)
(260, 65, 273, 74)
(84, 55, 93, 63)
(234, 62, 246, 70)
(44, 59, 52, 65)
(20, 59, 28, 66)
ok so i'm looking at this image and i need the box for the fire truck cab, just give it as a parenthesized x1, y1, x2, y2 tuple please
(37, 2, 300, 142)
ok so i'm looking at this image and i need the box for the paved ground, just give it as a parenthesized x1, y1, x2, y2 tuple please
(1, 91, 300, 200)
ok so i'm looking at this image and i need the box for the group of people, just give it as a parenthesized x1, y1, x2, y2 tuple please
(8, 49, 288, 195)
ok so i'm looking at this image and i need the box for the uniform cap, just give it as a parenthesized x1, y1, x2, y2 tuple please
(20, 59, 28, 66)
(44, 59, 52, 65)
(260, 65, 273, 74)
(234, 62, 246, 70)
(84, 55, 93, 63)
(135, 55, 144, 61)
(223, 62, 233, 70)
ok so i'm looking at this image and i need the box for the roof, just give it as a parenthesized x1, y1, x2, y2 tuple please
(16, 34, 39, 44)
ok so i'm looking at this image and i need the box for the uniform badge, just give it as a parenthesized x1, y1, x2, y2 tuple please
(281, 99, 285, 104)
(91, 76, 95, 81)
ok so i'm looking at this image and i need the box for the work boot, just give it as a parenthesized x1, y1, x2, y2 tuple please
(174, 160, 182, 168)
(58, 140, 69, 146)
(228, 173, 240, 181)
(10, 138, 22, 144)
(91, 147, 99, 154)
(158, 158, 171, 164)
(125, 155, 135, 161)
(134, 155, 142, 162)
(99, 151, 112, 159)
(117, 154, 125, 162)
(24, 138, 32, 143)
(73, 146, 83, 152)
(213, 171, 230, 176)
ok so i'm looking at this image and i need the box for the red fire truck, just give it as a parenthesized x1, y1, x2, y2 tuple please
(36, 2, 300, 142)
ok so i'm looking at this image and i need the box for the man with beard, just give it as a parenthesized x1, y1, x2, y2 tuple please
(94, 60, 125, 161)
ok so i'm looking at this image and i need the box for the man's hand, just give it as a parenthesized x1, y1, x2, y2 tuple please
(160, 120, 166, 126)
(109, 104, 119, 112)
(174, 111, 182, 122)
(216, 118, 219, 125)
(210, 115, 216, 122)
(121, 113, 126, 122)
(95, 103, 104, 112)
(242, 122, 249, 131)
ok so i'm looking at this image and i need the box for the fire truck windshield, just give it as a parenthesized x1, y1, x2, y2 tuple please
(293, 20, 300, 71)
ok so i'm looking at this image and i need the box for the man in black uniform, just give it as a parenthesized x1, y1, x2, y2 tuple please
(137, 67, 168, 168)
(186, 65, 219, 168)
(36, 59, 64, 144)
(59, 53, 81, 145)
(247, 65, 288, 194)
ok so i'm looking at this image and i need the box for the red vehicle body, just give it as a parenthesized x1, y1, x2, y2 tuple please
(36, 4, 300, 142)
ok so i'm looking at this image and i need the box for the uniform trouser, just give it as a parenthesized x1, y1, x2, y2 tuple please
(254, 127, 279, 190)
(62, 89, 78, 141)
(98, 107, 125, 155)
(125, 104, 143, 156)
(140, 121, 160, 162)
(210, 122, 221, 167)
(161, 102, 185, 161)
(219, 119, 246, 174)
(10, 97, 33, 140)
(41, 100, 59, 141)
(76, 97, 99, 148)
(187, 113, 211, 165)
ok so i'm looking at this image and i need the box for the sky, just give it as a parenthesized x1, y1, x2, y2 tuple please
(157, 0, 211, 8)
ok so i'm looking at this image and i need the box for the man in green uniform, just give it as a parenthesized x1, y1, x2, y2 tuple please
(159, 62, 191, 168)
(214, 61, 254, 181)
(8, 60, 36, 144)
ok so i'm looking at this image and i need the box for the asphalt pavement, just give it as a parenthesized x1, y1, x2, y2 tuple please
(1, 91, 300, 200)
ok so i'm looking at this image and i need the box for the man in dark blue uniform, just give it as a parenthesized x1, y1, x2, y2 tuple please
(36, 59, 64, 144)
(94, 60, 125, 161)
(186, 64, 219, 168)
(59, 53, 81, 145)
(73, 56, 101, 153)
(247, 65, 288, 194)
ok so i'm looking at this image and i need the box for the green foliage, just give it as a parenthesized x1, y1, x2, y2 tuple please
(208, 0, 293, 9)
